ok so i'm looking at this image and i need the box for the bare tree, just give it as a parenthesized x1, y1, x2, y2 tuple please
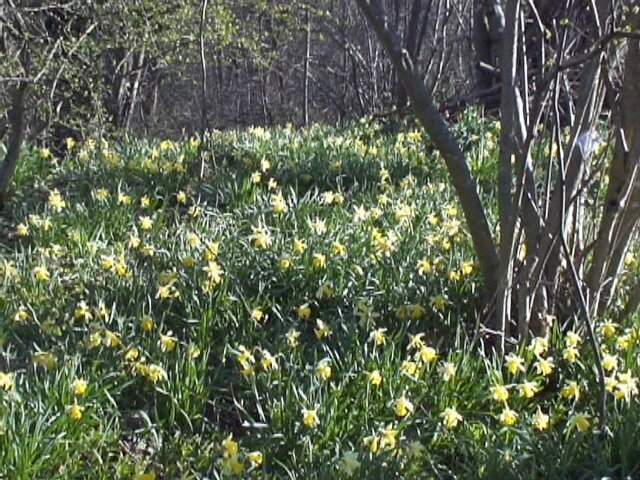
(355, 0, 640, 361)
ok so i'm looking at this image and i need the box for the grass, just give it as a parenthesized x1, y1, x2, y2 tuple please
(1, 116, 639, 479)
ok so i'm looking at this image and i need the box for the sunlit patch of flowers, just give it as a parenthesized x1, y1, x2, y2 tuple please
(2, 125, 639, 478)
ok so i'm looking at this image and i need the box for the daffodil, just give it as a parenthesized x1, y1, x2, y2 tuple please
(247, 451, 263, 467)
(369, 328, 387, 347)
(103, 330, 122, 348)
(33, 266, 50, 282)
(220, 453, 245, 475)
(460, 262, 474, 275)
(320, 191, 335, 205)
(286, 329, 300, 347)
(504, 353, 525, 375)
(340, 452, 361, 476)
(271, 193, 287, 214)
(614, 370, 639, 401)
(279, 256, 293, 270)
(316, 361, 332, 380)
(222, 434, 239, 457)
(187, 233, 200, 248)
(314, 319, 331, 339)
(568, 413, 591, 433)
(616, 333, 631, 351)
(117, 193, 132, 205)
(14, 306, 29, 323)
(0, 372, 14, 391)
(563, 346, 579, 362)
(491, 384, 509, 403)
(417, 345, 438, 363)
(203, 241, 219, 261)
(312, 253, 326, 269)
(408, 333, 426, 350)
(364, 434, 381, 454)
(69, 404, 84, 421)
(499, 406, 518, 426)
(74, 301, 93, 321)
(394, 395, 414, 417)
(125, 348, 140, 361)
(16, 223, 29, 237)
(236, 345, 255, 367)
(139, 216, 153, 231)
(440, 362, 457, 382)
(203, 260, 224, 286)
(561, 381, 580, 401)
(308, 217, 327, 235)
(365, 430, 388, 456)
(430, 295, 447, 311)
(601, 353, 618, 372)
(297, 303, 311, 319)
(293, 238, 307, 254)
(331, 241, 347, 257)
(250, 226, 272, 249)
(48, 189, 66, 212)
(401, 360, 418, 377)
(315, 282, 335, 300)
(519, 381, 539, 399)
(532, 407, 550, 431)
(145, 364, 168, 383)
(71, 379, 88, 396)
(141, 315, 155, 332)
(441, 407, 463, 428)
(565, 331, 582, 347)
(535, 357, 555, 376)
(600, 321, 617, 338)
(368, 370, 383, 386)
(417, 258, 432, 275)
(302, 408, 319, 428)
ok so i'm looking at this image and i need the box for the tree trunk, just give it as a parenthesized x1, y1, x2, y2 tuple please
(303, 7, 311, 126)
(395, 0, 423, 109)
(199, 0, 210, 133)
(473, 0, 504, 108)
(124, 48, 145, 131)
(0, 82, 28, 210)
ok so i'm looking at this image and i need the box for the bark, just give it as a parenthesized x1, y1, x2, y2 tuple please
(356, 0, 499, 295)
(0, 82, 28, 210)
(495, 0, 520, 349)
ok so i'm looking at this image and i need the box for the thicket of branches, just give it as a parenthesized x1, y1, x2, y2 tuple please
(0, 1, 476, 142)
(2, 1, 640, 379)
